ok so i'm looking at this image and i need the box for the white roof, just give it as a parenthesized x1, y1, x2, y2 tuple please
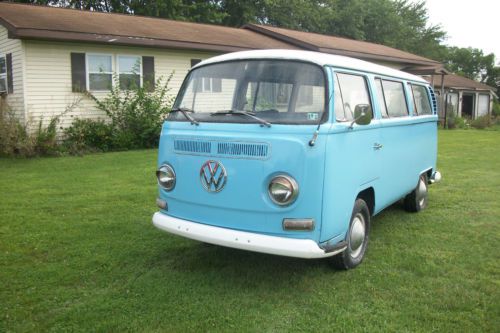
(197, 49, 427, 83)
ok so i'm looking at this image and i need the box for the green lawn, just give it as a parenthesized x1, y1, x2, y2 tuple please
(1, 130, 499, 332)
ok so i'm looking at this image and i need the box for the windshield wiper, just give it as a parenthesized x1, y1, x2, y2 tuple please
(210, 110, 271, 128)
(170, 107, 199, 126)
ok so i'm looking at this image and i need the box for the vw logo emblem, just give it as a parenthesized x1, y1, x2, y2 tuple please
(200, 160, 227, 192)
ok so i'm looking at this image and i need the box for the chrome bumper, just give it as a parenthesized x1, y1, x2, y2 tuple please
(152, 212, 344, 259)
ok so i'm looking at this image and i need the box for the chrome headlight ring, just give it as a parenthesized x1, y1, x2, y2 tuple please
(156, 164, 176, 191)
(268, 175, 299, 206)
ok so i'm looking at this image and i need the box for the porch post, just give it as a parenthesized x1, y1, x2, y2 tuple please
(458, 91, 463, 117)
(441, 74, 446, 128)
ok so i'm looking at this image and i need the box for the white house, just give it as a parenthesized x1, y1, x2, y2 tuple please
(0, 2, 495, 132)
(0, 2, 297, 129)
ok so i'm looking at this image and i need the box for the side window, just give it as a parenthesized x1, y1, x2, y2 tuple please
(335, 73, 372, 121)
(333, 74, 344, 120)
(381, 80, 408, 117)
(87, 54, 113, 91)
(118, 55, 141, 90)
(375, 78, 388, 118)
(411, 84, 432, 115)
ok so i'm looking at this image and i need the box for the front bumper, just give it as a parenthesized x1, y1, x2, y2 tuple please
(152, 212, 343, 259)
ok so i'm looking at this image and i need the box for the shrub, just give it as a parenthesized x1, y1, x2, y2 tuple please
(454, 116, 468, 129)
(75, 73, 174, 151)
(446, 111, 457, 129)
(470, 115, 490, 129)
(445, 110, 469, 130)
(493, 100, 500, 117)
(63, 118, 113, 153)
(0, 100, 57, 157)
(1, 98, 80, 157)
(0, 99, 24, 156)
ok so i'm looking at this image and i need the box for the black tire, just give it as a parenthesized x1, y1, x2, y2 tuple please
(404, 174, 428, 212)
(331, 198, 371, 270)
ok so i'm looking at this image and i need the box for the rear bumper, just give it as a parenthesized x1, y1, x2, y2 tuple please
(429, 170, 442, 184)
(152, 212, 342, 259)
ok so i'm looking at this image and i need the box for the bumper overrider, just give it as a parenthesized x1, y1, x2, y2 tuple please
(152, 212, 344, 259)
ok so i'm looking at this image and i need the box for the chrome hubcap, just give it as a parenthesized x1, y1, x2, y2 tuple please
(349, 213, 366, 258)
(417, 178, 427, 207)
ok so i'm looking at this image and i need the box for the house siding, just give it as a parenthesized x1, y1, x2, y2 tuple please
(0, 25, 26, 123)
(23, 40, 219, 129)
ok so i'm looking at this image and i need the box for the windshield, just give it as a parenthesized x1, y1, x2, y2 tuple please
(170, 60, 327, 125)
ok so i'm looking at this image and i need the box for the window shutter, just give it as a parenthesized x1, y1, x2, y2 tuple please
(71, 53, 86, 92)
(142, 56, 155, 91)
(191, 59, 201, 67)
(6, 53, 13, 94)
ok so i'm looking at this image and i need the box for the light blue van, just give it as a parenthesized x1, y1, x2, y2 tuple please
(152, 50, 441, 269)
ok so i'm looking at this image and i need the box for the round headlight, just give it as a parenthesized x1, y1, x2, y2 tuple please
(156, 164, 176, 191)
(268, 175, 299, 206)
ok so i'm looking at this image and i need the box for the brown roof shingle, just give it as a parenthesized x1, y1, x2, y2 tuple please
(244, 24, 440, 66)
(0, 2, 297, 52)
(427, 74, 495, 92)
(0, 2, 442, 68)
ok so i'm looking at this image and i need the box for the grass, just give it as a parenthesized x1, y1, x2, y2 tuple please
(1, 130, 499, 332)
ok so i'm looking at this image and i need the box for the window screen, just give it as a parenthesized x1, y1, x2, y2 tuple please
(478, 94, 489, 117)
(118, 55, 141, 90)
(88, 54, 112, 91)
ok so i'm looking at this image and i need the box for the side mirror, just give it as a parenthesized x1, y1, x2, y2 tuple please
(353, 104, 372, 126)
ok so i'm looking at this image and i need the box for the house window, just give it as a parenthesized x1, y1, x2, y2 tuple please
(296, 85, 324, 113)
(202, 77, 212, 92)
(118, 55, 141, 89)
(252, 82, 293, 112)
(0, 54, 6, 93)
(446, 92, 459, 116)
(193, 77, 222, 93)
(87, 54, 113, 91)
(478, 94, 490, 117)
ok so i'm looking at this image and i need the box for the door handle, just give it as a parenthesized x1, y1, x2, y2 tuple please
(373, 143, 383, 150)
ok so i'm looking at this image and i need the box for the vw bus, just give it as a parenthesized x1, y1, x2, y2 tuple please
(152, 50, 441, 269)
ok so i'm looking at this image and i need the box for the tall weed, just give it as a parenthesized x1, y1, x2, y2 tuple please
(70, 74, 174, 151)
(0, 97, 80, 157)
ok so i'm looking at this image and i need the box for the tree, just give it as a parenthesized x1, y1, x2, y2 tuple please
(7, 0, 451, 63)
(442, 47, 500, 95)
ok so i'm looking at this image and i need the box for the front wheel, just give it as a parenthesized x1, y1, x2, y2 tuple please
(331, 199, 371, 270)
(404, 174, 428, 212)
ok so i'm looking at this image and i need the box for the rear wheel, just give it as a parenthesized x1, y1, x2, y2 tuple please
(404, 174, 428, 212)
(331, 199, 370, 270)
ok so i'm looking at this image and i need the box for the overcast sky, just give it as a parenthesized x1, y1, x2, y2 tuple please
(423, 0, 498, 63)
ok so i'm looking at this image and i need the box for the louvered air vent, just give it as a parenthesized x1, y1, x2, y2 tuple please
(174, 139, 211, 153)
(173, 138, 270, 159)
(429, 87, 438, 114)
(217, 142, 269, 158)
